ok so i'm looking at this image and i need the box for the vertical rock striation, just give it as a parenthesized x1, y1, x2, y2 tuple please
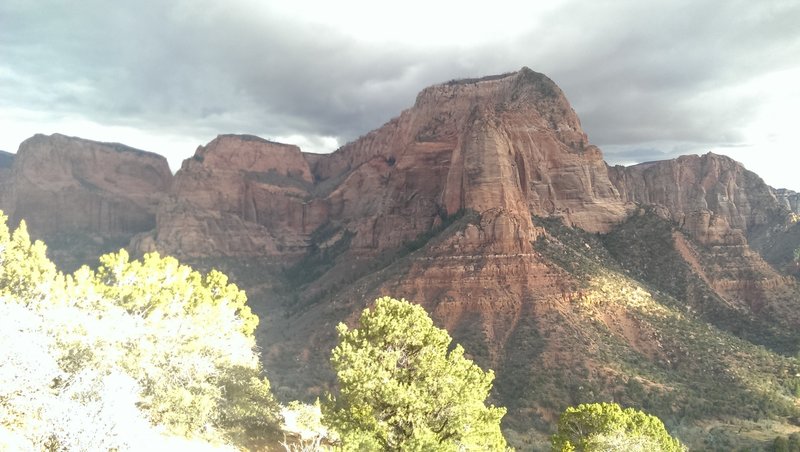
(144, 68, 630, 258)
(608, 153, 784, 245)
(1, 134, 171, 238)
(136, 134, 326, 257)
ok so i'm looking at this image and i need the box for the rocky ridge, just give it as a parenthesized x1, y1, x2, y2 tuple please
(2, 68, 800, 449)
(608, 153, 787, 245)
(141, 68, 631, 259)
(608, 154, 798, 316)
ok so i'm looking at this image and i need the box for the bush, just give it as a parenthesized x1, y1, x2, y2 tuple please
(551, 402, 685, 452)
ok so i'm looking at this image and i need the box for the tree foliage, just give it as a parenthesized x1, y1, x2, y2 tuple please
(323, 296, 508, 451)
(0, 213, 279, 450)
(772, 433, 800, 452)
(551, 402, 684, 452)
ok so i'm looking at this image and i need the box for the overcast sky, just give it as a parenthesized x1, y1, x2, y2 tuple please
(1, 0, 799, 189)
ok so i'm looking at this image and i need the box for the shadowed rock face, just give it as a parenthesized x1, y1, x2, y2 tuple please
(1, 134, 171, 238)
(775, 188, 800, 214)
(0, 151, 14, 194)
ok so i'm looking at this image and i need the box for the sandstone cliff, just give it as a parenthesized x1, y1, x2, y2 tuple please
(312, 68, 630, 254)
(144, 68, 630, 258)
(1, 134, 171, 237)
(136, 134, 327, 257)
(608, 152, 786, 245)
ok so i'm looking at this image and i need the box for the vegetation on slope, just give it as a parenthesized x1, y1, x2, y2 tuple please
(0, 214, 281, 450)
(2, 213, 521, 451)
(552, 402, 685, 451)
(525, 213, 800, 450)
(601, 208, 799, 354)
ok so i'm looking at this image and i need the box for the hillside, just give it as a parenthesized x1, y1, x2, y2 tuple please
(2, 68, 800, 450)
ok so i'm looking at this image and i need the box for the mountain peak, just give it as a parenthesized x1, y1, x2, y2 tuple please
(414, 67, 564, 107)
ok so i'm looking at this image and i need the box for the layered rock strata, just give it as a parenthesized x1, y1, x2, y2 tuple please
(145, 68, 630, 258)
(0, 134, 171, 239)
(136, 134, 326, 257)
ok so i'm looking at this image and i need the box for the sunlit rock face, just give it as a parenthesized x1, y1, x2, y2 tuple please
(310, 67, 630, 254)
(1, 134, 171, 238)
(135, 134, 326, 257)
(142, 68, 630, 258)
(608, 153, 783, 246)
(608, 153, 797, 314)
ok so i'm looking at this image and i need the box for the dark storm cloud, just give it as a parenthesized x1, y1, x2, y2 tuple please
(524, 0, 800, 147)
(0, 0, 480, 145)
(1, 0, 799, 156)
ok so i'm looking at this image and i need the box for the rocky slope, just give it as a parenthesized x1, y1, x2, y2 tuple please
(3, 68, 800, 449)
(607, 154, 800, 319)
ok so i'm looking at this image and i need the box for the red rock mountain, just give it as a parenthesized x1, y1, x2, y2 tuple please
(3, 68, 800, 449)
(140, 68, 630, 260)
(0, 134, 172, 269)
(135, 134, 324, 257)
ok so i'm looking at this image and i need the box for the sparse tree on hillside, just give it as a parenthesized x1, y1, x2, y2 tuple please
(323, 296, 508, 451)
(551, 402, 684, 452)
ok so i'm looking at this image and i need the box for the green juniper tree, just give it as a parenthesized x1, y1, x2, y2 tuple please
(551, 402, 684, 452)
(323, 296, 508, 451)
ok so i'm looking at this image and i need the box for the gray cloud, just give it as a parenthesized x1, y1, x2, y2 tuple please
(1, 0, 799, 162)
(525, 0, 800, 146)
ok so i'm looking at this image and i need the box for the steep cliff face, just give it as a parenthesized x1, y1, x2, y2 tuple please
(136, 134, 326, 257)
(608, 153, 784, 245)
(313, 68, 629, 254)
(145, 68, 629, 258)
(608, 153, 798, 317)
(1, 134, 171, 239)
